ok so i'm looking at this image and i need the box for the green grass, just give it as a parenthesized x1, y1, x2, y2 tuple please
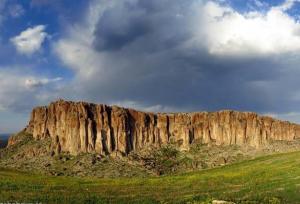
(2, 151, 300, 203)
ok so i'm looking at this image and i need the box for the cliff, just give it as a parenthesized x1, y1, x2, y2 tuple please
(23, 100, 300, 155)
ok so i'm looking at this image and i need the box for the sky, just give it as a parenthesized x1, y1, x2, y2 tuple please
(1, 0, 300, 133)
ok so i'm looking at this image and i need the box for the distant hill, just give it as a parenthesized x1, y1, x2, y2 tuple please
(0, 134, 10, 148)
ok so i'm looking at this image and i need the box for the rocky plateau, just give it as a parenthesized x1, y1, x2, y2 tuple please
(10, 100, 300, 156)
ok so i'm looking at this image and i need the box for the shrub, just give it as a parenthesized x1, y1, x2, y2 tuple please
(141, 145, 181, 175)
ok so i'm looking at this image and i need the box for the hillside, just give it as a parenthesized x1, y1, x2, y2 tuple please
(3, 131, 300, 177)
(1, 151, 300, 203)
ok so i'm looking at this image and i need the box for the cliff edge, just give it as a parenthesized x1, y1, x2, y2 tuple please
(21, 100, 300, 155)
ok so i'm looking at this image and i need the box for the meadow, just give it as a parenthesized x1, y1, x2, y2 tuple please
(1, 151, 300, 203)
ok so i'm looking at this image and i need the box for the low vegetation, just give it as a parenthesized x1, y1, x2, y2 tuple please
(0, 131, 261, 177)
(0, 132, 152, 178)
(2, 132, 300, 203)
(1, 151, 300, 203)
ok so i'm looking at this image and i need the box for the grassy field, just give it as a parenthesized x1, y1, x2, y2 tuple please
(1, 151, 300, 204)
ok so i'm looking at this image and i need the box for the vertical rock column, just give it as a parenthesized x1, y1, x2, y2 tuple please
(24, 100, 300, 155)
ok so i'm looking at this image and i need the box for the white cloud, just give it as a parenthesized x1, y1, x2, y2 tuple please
(56, 0, 300, 76)
(25, 77, 62, 89)
(253, 0, 265, 8)
(55, 38, 102, 79)
(0, 67, 63, 132)
(274, 0, 300, 11)
(11, 25, 48, 55)
(54, 0, 110, 80)
(0, 67, 62, 111)
(112, 100, 186, 113)
(196, 0, 300, 56)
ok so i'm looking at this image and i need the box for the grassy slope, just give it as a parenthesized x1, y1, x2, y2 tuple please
(1, 151, 300, 203)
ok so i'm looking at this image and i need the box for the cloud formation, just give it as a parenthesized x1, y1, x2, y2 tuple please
(3, 0, 300, 132)
(52, 0, 300, 116)
(0, 67, 62, 112)
(25, 77, 62, 89)
(11, 25, 48, 55)
(199, 1, 300, 55)
(275, 0, 300, 11)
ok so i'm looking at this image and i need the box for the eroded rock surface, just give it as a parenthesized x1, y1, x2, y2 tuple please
(22, 100, 300, 155)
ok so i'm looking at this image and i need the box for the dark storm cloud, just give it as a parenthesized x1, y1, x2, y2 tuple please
(93, 0, 193, 52)
(57, 0, 300, 117)
(93, 4, 150, 51)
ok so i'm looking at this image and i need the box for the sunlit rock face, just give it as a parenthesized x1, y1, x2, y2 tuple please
(24, 100, 300, 155)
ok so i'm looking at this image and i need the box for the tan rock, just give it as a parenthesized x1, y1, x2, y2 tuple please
(23, 100, 300, 155)
(212, 200, 235, 204)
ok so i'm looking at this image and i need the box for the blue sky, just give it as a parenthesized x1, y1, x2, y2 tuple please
(2, 0, 300, 133)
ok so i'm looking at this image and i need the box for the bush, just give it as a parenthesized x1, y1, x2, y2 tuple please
(154, 146, 180, 175)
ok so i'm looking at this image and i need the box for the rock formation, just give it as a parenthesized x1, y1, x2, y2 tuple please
(22, 100, 300, 155)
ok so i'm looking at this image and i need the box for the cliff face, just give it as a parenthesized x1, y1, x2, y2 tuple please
(24, 100, 300, 155)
